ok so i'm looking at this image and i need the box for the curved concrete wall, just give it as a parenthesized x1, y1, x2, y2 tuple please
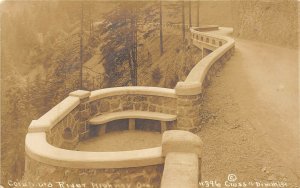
(176, 27, 235, 95)
(25, 87, 176, 186)
(26, 87, 177, 168)
(175, 27, 235, 130)
(26, 132, 163, 169)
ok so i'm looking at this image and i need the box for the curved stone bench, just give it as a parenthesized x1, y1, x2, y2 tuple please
(89, 110, 177, 134)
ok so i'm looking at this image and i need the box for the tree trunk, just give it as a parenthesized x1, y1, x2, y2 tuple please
(197, 0, 200, 27)
(133, 7, 138, 86)
(129, 7, 138, 86)
(159, 0, 164, 56)
(129, 50, 136, 85)
(80, 3, 84, 89)
(189, 1, 192, 27)
(89, 4, 92, 37)
(182, 1, 185, 50)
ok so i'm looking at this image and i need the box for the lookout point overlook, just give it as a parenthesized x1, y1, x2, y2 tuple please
(0, 1, 299, 188)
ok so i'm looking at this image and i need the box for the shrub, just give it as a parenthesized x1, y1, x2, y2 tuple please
(152, 67, 162, 84)
(168, 74, 179, 88)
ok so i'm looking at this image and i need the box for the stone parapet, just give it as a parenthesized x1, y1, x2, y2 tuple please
(23, 155, 163, 188)
(69, 90, 91, 100)
(25, 132, 164, 168)
(161, 130, 203, 188)
(24, 130, 201, 188)
(89, 86, 176, 101)
(174, 26, 235, 131)
(161, 153, 199, 188)
(28, 96, 80, 133)
(46, 107, 80, 149)
(70, 90, 92, 140)
(176, 93, 203, 131)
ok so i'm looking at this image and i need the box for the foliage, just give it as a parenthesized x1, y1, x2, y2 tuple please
(1, 1, 97, 183)
(151, 67, 162, 84)
(100, 2, 159, 87)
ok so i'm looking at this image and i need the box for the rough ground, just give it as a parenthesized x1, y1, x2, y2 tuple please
(197, 29, 299, 187)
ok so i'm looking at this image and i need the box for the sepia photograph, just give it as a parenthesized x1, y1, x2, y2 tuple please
(0, 0, 299, 187)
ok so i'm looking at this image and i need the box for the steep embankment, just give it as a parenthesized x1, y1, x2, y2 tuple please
(231, 0, 297, 49)
(84, 30, 202, 89)
(138, 32, 202, 88)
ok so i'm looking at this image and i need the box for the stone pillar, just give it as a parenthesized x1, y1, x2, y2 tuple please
(175, 82, 203, 132)
(69, 90, 91, 140)
(161, 121, 167, 133)
(98, 125, 106, 136)
(128, 118, 135, 130)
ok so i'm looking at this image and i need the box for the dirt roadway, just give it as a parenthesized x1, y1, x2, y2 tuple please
(197, 29, 299, 187)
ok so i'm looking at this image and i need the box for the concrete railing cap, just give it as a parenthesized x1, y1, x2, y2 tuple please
(175, 81, 202, 95)
(90, 86, 176, 101)
(162, 130, 203, 158)
(69, 90, 91, 99)
(28, 96, 80, 133)
(25, 132, 164, 168)
(28, 119, 52, 133)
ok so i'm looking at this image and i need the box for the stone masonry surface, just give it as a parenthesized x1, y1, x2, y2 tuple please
(23, 155, 164, 188)
(46, 106, 81, 149)
(79, 95, 177, 140)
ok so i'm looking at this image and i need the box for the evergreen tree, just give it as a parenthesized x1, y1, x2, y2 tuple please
(100, 2, 142, 86)
(159, 0, 164, 55)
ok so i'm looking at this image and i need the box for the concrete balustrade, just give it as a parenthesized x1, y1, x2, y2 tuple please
(175, 26, 235, 130)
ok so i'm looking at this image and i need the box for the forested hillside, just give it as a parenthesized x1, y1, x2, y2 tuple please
(1, 1, 202, 184)
(0, 1, 116, 183)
